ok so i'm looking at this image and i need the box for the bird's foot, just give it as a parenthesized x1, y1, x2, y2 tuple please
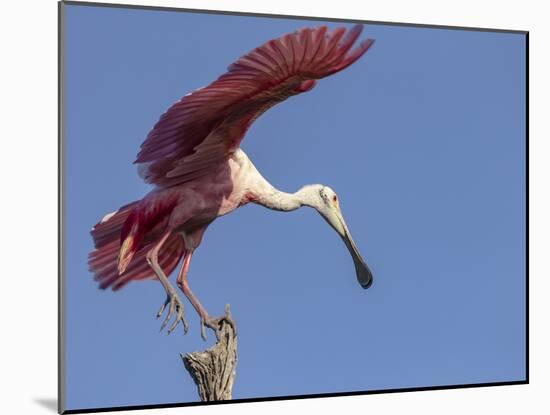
(200, 306, 237, 341)
(157, 290, 189, 335)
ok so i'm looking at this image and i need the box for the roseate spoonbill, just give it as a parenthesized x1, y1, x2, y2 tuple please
(88, 24, 375, 340)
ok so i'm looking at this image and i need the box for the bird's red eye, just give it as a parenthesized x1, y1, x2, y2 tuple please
(332, 195, 338, 203)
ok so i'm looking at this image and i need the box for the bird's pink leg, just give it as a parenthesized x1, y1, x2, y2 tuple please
(176, 250, 233, 341)
(176, 250, 211, 340)
(146, 231, 188, 335)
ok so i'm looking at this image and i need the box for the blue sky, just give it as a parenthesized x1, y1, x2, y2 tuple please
(62, 3, 526, 411)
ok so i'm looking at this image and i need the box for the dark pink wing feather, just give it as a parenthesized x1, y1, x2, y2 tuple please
(136, 24, 374, 187)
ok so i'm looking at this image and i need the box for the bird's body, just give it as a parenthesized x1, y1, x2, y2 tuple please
(89, 24, 376, 339)
(144, 148, 257, 231)
(123, 149, 287, 246)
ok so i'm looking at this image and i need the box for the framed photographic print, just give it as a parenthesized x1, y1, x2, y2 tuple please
(59, 1, 528, 413)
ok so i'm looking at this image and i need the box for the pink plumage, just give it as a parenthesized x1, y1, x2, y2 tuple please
(135, 24, 374, 187)
(88, 24, 375, 339)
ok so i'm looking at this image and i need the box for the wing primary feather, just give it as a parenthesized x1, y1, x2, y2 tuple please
(136, 24, 374, 188)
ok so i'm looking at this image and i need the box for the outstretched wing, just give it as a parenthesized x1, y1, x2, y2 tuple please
(136, 24, 374, 187)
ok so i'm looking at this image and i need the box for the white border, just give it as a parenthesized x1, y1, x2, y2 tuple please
(1, 1, 544, 414)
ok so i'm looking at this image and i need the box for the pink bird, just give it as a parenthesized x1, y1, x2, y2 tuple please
(89, 24, 375, 340)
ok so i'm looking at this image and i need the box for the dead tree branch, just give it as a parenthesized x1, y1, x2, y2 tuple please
(181, 304, 237, 401)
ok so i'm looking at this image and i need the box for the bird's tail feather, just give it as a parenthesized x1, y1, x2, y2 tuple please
(90, 201, 138, 249)
(88, 202, 184, 290)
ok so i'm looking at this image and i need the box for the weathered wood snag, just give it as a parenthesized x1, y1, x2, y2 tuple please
(181, 304, 237, 401)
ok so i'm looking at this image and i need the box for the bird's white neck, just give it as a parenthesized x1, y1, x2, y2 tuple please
(250, 179, 322, 212)
(236, 149, 321, 212)
(254, 187, 304, 212)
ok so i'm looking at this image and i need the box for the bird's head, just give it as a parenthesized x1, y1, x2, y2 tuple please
(298, 184, 373, 289)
